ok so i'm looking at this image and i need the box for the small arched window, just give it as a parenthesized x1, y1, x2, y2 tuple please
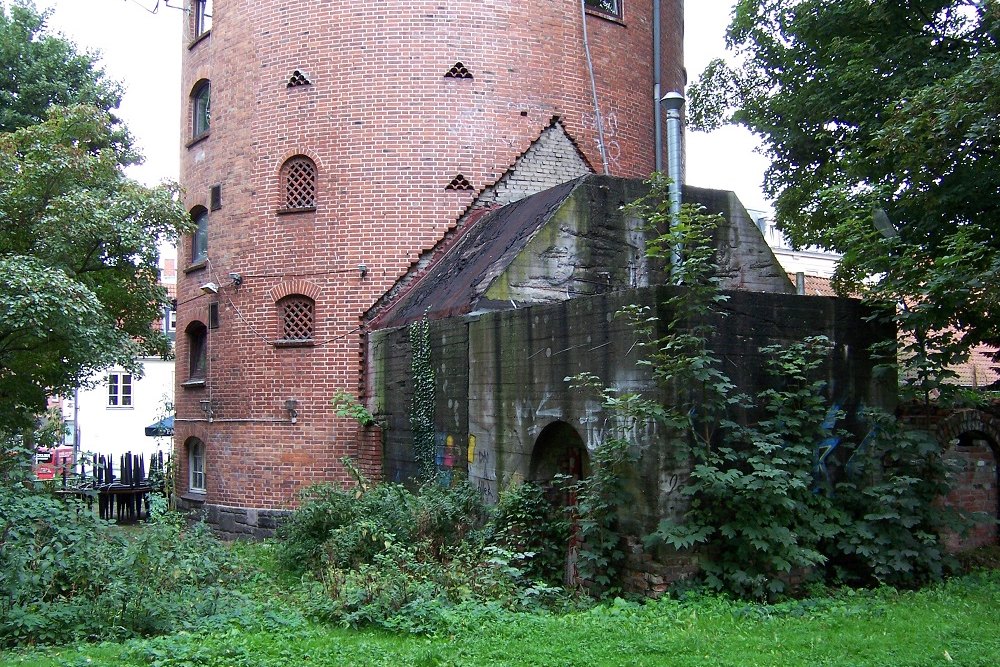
(186, 437, 206, 492)
(277, 295, 315, 344)
(190, 206, 208, 263)
(186, 320, 208, 380)
(191, 80, 211, 138)
(280, 156, 317, 212)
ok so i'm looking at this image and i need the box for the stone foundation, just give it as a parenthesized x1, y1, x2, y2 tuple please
(175, 496, 291, 540)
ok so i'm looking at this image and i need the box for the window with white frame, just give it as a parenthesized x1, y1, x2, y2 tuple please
(194, 0, 213, 38)
(188, 437, 206, 492)
(107, 373, 133, 408)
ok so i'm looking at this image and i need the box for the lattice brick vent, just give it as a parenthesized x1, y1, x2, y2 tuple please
(446, 174, 473, 191)
(281, 297, 314, 340)
(287, 70, 312, 87)
(444, 62, 473, 79)
(285, 158, 316, 209)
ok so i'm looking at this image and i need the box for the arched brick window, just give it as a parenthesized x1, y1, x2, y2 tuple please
(191, 80, 211, 138)
(277, 295, 315, 344)
(280, 156, 317, 212)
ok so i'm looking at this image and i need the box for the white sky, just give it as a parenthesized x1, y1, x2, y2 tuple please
(20, 0, 771, 211)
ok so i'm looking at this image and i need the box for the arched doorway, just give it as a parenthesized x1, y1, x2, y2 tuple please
(937, 411, 1000, 549)
(529, 421, 590, 586)
(529, 421, 590, 485)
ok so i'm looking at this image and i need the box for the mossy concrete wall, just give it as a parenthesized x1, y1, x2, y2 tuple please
(370, 286, 892, 534)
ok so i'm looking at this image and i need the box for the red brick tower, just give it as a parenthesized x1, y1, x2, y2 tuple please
(174, 0, 685, 534)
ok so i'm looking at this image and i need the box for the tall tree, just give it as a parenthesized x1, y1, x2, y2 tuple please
(0, 3, 188, 434)
(690, 0, 999, 396)
(0, 0, 121, 132)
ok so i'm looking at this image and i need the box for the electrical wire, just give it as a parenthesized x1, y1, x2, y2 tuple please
(205, 257, 365, 348)
(126, 0, 159, 14)
(580, 0, 610, 174)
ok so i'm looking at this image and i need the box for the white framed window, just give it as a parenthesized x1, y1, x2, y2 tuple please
(188, 438, 206, 492)
(194, 0, 213, 37)
(164, 304, 177, 340)
(107, 373, 133, 408)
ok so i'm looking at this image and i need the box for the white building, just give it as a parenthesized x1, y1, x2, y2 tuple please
(58, 249, 177, 467)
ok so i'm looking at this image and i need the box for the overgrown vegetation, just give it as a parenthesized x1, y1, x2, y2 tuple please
(0, 444, 243, 648)
(572, 175, 970, 599)
(6, 564, 1000, 666)
(275, 463, 572, 633)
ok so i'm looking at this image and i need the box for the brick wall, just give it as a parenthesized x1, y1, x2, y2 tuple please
(175, 1, 685, 513)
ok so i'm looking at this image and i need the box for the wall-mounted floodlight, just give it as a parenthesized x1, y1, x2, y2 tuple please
(200, 282, 219, 294)
(358, 264, 368, 278)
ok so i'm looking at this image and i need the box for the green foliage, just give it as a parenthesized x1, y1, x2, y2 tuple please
(277, 464, 488, 577)
(7, 570, 1000, 666)
(690, 0, 1000, 389)
(0, 468, 241, 648)
(408, 318, 436, 479)
(828, 414, 964, 587)
(0, 103, 190, 433)
(491, 481, 572, 585)
(570, 438, 636, 595)
(0, 1, 121, 133)
(0, 3, 188, 434)
(584, 174, 961, 599)
(332, 390, 376, 427)
(275, 464, 580, 632)
(648, 338, 843, 599)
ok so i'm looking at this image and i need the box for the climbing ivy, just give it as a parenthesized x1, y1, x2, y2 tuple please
(409, 317, 436, 479)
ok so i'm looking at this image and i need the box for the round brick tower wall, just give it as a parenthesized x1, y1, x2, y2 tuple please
(174, 0, 685, 525)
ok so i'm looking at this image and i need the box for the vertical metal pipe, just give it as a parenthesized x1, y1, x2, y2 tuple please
(796, 272, 806, 295)
(662, 91, 685, 280)
(653, 0, 663, 173)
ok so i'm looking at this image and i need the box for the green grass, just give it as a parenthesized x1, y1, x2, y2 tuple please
(5, 570, 999, 667)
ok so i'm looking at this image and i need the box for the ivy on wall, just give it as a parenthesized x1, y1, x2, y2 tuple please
(409, 317, 436, 479)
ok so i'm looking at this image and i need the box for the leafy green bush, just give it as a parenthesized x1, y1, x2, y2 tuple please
(276, 465, 577, 632)
(490, 480, 572, 585)
(827, 414, 963, 587)
(1, 442, 244, 647)
(277, 467, 488, 576)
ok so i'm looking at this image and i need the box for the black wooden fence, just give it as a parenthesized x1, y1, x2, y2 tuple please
(59, 451, 169, 523)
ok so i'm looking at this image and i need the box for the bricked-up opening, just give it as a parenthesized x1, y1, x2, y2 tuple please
(191, 80, 210, 139)
(446, 174, 473, 191)
(186, 321, 208, 381)
(287, 70, 312, 87)
(190, 206, 208, 264)
(280, 156, 317, 212)
(444, 62, 473, 79)
(585, 0, 622, 18)
(277, 295, 315, 345)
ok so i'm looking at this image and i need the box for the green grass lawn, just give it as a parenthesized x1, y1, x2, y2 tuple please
(5, 571, 998, 667)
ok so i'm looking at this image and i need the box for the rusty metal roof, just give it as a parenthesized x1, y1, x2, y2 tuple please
(374, 178, 584, 329)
